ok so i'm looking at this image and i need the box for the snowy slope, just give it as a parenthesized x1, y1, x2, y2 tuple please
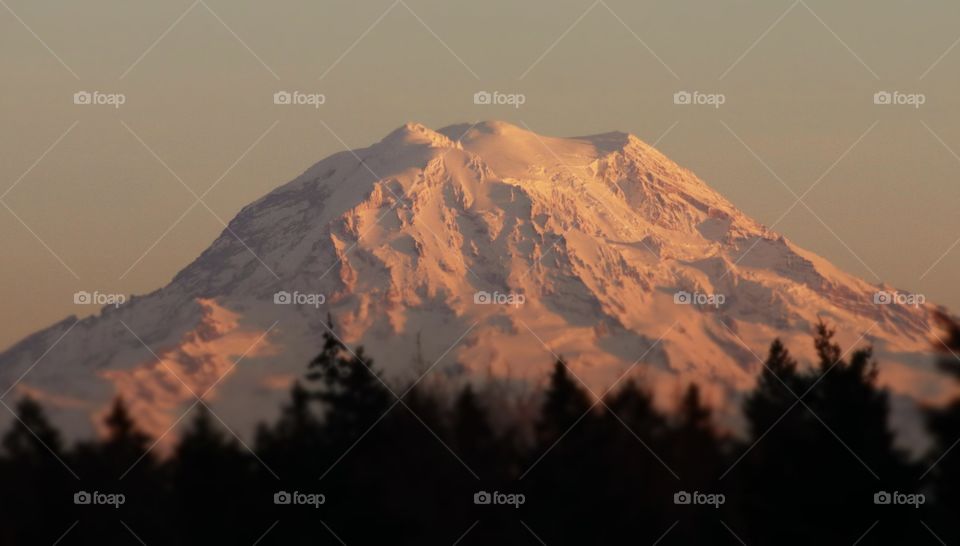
(0, 121, 946, 444)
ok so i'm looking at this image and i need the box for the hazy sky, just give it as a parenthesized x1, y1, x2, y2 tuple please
(2, 0, 959, 350)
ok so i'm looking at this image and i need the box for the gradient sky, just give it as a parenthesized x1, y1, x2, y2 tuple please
(1, 0, 959, 350)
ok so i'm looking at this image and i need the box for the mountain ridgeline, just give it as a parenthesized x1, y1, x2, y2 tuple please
(0, 121, 941, 445)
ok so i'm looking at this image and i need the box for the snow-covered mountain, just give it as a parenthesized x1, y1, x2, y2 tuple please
(0, 121, 946, 444)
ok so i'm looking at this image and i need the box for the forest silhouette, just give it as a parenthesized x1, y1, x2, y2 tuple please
(0, 316, 958, 545)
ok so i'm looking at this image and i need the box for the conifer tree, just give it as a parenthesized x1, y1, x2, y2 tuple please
(925, 312, 960, 543)
(535, 359, 592, 444)
(0, 397, 73, 544)
(527, 360, 600, 544)
(171, 405, 251, 543)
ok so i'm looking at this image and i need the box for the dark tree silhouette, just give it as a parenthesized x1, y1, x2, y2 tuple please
(734, 322, 914, 545)
(534, 360, 593, 444)
(0, 324, 949, 545)
(171, 405, 253, 544)
(0, 398, 74, 544)
(738, 338, 812, 544)
(598, 380, 675, 541)
(256, 380, 321, 471)
(925, 311, 960, 543)
(69, 397, 167, 543)
(526, 360, 604, 544)
(744, 339, 801, 434)
(308, 328, 391, 449)
(667, 384, 731, 545)
(452, 385, 499, 477)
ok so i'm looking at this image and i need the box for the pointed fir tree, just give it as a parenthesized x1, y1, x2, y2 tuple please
(0, 397, 73, 544)
(925, 311, 960, 542)
(452, 385, 498, 474)
(744, 338, 801, 436)
(527, 360, 600, 544)
(534, 359, 592, 445)
(171, 405, 250, 543)
(1, 396, 64, 461)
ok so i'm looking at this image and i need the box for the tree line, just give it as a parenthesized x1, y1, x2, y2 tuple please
(1, 316, 958, 545)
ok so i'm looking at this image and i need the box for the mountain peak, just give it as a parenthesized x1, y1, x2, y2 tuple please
(380, 122, 456, 149)
(0, 121, 940, 446)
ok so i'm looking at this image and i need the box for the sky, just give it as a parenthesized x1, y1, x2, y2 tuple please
(1, 0, 959, 350)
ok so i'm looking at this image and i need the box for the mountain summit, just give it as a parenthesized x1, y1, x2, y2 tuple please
(0, 121, 941, 441)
